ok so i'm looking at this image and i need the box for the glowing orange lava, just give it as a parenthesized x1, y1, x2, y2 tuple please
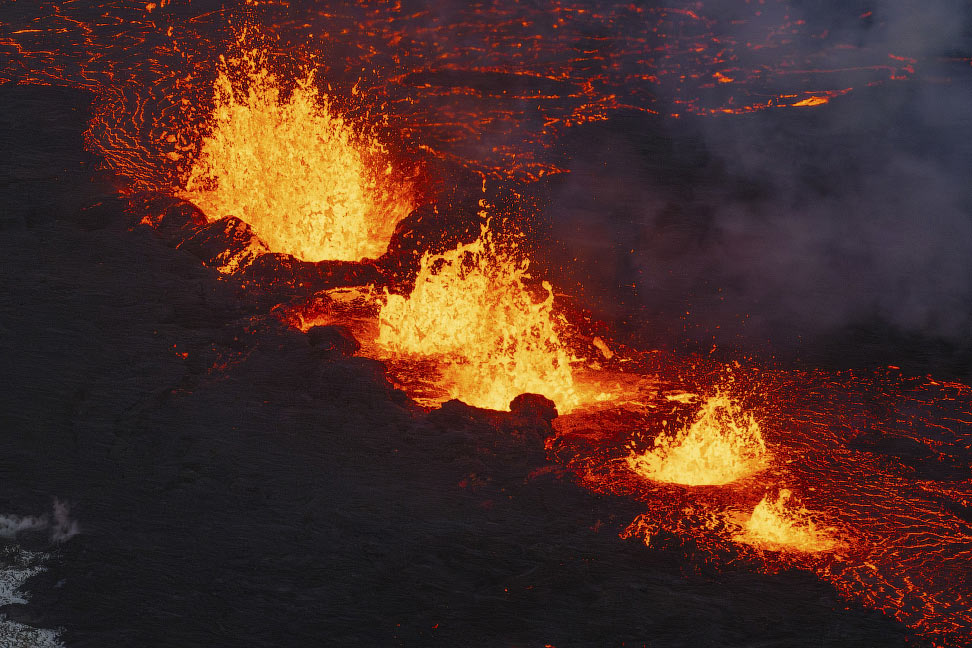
(739, 489, 839, 553)
(376, 222, 580, 412)
(4, 4, 967, 644)
(181, 48, 414, 262)
(626, 393, 767, 486)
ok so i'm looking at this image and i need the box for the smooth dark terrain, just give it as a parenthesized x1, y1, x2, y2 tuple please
(0, 85, 928, 647)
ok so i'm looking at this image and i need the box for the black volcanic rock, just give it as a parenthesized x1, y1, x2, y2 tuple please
(178, 215, 266, 269)
(506, 393, 559, 453)
(127, 189, 392, 303)
(377, 201, 485, 293)
(427, 398, 501, 428)
(306, 324, 361, 357)
(129, 194, 209, 242)
(242, 254, 383, 295)
(509, 393, 558, 422)
(64, 195, 132, 231)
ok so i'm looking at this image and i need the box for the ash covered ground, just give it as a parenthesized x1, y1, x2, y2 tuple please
(0, 84, 926, 647)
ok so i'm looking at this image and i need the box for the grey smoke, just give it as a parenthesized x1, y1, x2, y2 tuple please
(0, 515, 48, 539)
(50, 499, 79, 543)
(548, 0, 972, 355)
(0, 500, 79, 543)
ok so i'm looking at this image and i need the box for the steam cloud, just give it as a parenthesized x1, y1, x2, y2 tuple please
(0, 500, 79, 543)
(548, 0, 972, 364)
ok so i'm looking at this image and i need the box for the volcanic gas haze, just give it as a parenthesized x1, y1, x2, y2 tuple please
(376, 222, 580, 412)
(181, 48, 414, 263)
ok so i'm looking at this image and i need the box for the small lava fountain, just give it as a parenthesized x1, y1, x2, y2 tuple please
(626, 393, 767, 486)
(740, 489, 839, 553)
(181, 48, 414, 262)
(376, 222, 579, 412)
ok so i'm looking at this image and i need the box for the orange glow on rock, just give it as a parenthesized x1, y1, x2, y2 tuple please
(626, 393, 767, 485)
(181, 48, 414, 262)
(376, 223, 580, 412)
(740, 489, 838, 553)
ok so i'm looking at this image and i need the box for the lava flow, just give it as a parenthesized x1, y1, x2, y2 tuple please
(554, 368, 972, 645)
(181, 46, 415, 263)
(3, 2, 971, 647)
(0, 0, 924, 189)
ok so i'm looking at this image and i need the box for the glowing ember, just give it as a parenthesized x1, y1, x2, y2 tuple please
(181, 48, 414, 262)
(740, 489, 838, 553)
(376, 223, 579, 412)
(626, 393, 767, 485)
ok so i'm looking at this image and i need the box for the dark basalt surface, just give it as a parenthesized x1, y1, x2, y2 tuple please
(0, 85, 920, 647)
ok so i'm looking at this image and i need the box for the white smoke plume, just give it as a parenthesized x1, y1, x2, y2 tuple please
(0, 500, 79, 543)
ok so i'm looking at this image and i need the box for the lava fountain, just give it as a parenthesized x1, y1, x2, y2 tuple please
(626, 393, 767, 485)
(376, 222, 580, 412)
(181, 48, 414, 262)
(739, 489, 839, 553)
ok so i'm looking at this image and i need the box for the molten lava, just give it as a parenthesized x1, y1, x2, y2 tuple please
(626, 393, 767, 486)
(4, 3, 969, 645)
(740, 489, 838, 553)
(376, 223, 579, 412)
(181, 49, 414, 262)
(560, 369, 972, 645)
